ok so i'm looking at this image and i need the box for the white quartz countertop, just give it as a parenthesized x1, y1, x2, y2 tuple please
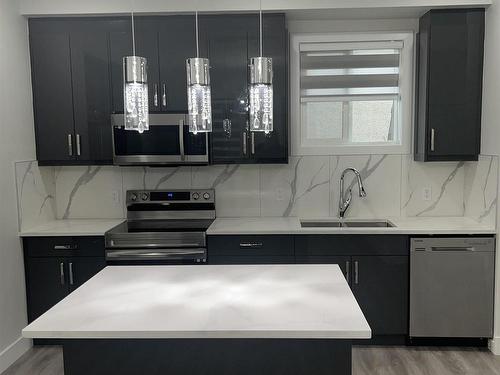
(19, 219, 125, 237)
(206, 216, 496, 235)
(22, 265, 371, 340)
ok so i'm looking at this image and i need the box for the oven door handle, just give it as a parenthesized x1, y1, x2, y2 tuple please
(106, 248, 206, 260)
(109, 240, 203, 248)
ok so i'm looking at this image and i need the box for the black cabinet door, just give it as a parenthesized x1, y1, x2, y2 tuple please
(247, 14, 288, 163)
(69, 257, 106, 292)
(158, 16, 196, 112)
(109, 19, 133, 114)
(415, 9, 484, 161)
(29, 23, 75, 164)
(70, 21, 113, 164)
(351, 256, 409, 336)
(25, 257, 69, 322)
(201, 15, 252, 164)
(295, 256, 351, 284)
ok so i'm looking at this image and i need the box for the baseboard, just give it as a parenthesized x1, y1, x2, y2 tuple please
(0, 337, 32, 373)
(489, 338, 500, 355)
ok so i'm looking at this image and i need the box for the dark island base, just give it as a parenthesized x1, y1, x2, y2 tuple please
(63, 338, 352, 375)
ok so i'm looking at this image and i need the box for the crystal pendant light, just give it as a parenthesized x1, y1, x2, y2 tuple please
(249, 0, 273, 134)
(123, 11, 149, 133)
(187, 11, 212, 134)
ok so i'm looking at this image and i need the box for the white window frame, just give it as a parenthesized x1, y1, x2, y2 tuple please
(290, 32, 415, 156)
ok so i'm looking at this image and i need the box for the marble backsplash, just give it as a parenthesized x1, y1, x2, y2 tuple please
(14, 154, 498, 231)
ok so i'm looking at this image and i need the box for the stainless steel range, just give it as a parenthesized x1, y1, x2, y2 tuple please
(105, 189, 215, 264)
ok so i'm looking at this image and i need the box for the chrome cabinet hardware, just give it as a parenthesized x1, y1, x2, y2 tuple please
(53, 244, 77, 250)
(239, 242, 263, 248)
(162, 83, 167, 107)
(251, 132, 255, 155)
(179, 119, 185, 161)
(242, 131, 247, 155)
(346, 260, 350, 281)
(354, 261, 359, 285)
(68, 134, 73, 156)
(431, 128, 435, 152)
(69, 262, 74, 285)
(60, 262, 65, 285)
(154, 84, 159, 107)
(76, 134, 81, 156)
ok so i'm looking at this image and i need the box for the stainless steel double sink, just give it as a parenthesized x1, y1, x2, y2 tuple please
(300, 219, 396, 228)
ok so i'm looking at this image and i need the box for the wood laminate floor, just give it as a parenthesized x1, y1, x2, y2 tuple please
(3, 345, 500, 375)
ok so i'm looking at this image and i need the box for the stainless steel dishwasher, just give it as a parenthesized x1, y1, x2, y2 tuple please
(410, 237, 495, 338)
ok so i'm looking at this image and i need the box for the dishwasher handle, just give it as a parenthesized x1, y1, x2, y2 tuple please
(431, 246, 476, 252)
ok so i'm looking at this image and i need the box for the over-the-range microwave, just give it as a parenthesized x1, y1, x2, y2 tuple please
(111, 113, 209, 166)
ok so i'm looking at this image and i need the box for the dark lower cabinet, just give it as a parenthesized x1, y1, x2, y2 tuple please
(295, 256, 351, 282)
(23, 237, 106, 326)
(351, 256, 409, 336)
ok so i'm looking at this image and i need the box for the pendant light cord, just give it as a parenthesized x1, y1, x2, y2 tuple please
(259, 0, 263, 57)
(196, 11, 200, 58)
(131, 11, 136, 56)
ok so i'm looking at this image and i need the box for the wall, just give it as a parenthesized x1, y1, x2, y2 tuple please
(0, 0, 36, 371)
(479, 0, 500, 355)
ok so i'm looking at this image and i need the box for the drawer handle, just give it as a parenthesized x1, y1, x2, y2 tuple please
(239, 242, 263, 249)
(54, 245, 78, 250)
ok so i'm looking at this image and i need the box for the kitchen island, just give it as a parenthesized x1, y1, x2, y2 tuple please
(22, 265, 371, 375)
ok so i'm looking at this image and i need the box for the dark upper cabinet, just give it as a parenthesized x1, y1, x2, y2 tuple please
(201, 14, 288, 164)
(415, 9, 485, 162)
(29, 19, 113, 165)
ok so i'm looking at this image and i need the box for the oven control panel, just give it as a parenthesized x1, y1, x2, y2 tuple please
(127, 189, 215, 204)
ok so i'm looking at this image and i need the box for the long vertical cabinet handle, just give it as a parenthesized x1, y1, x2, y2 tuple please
(60, 262, 65, 285)
(76, 134, 81, 156)
(354, 261, 359, 285)
(67, 134, 73, 156)
(430, 128, 435, 152)
(242, 131, 247, 155)
(154, 84, 159, 107)
(345, 261, 350, 282)
(162, 83, 167, 107)
(179, 119, 185, 161)
(251, 132, 255, 155)
(69, 262, 74, 285)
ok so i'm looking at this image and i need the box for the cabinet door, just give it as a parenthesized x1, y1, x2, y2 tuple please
(70, 22, 113, 164)
(68, 257, 106, 292)
(247, 14, 288, 163)
(201, 15, 252, 164)
(427, 10, 484, 160)
(29, 23, 75, 164)
(351, 256, 408, 336)
(135, 18, 161, 113)
(109, 20, 133, 114)
(158, 16, 196, 112)
(25, 257, 69, 322)
(295, 256, 351, 284)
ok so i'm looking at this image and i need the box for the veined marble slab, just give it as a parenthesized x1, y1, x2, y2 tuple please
(22, 265, 371, 340)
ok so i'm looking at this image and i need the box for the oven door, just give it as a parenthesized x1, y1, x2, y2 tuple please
(111, 113, 208, 165)
(106, 248, 207, 265)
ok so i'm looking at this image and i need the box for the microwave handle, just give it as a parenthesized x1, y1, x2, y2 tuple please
(179, 119, 185, 161)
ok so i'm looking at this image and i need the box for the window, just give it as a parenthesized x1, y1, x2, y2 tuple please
(291, 32, 414, 155)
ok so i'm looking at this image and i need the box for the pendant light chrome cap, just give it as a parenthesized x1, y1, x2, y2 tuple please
(250, 57, 273, 85)
(124, 56, 148, 84)
(187, 57, 210, 86)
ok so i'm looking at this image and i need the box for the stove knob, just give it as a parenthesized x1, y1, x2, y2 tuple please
(192, 192, 200, 200)
(203, 192, 210, 200)
(130, 194, 138, 201)
(141, 193, 149, 201)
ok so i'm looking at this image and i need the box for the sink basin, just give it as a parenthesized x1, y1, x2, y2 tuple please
(300, 220, 395, 228)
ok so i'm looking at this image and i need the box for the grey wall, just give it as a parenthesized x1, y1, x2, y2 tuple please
(0, 0, 35, 370)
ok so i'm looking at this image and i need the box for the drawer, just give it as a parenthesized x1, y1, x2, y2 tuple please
(295, 235, 408, 256)
(207, 235, 294, 257)
(23, 236, 105, 257)
(208, 255, 294, 265)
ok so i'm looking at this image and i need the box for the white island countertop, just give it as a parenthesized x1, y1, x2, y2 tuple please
(207, 216, 496, 235)
(19, 219, 125, 237)
(22, 265, 371, 340)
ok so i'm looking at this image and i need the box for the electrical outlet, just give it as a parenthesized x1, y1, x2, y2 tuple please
(111, 190, 121, 204)
(422, 187, 432, 201)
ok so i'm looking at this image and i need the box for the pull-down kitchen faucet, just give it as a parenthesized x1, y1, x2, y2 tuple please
(338, 168, 367, 219)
